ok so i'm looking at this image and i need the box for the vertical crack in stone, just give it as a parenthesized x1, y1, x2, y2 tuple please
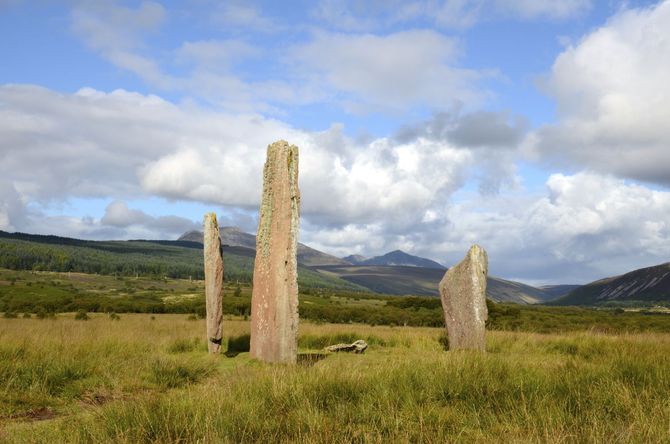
(250, 140, 300, 363)
(204, 212, 224, 354)
(439, 245, 488, 351)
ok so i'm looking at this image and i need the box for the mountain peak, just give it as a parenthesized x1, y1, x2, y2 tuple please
(177, 230, 204, 243)
(342, 254, 367, 264)
(359, 250, 445, 269)
(221, 226, 244, 232)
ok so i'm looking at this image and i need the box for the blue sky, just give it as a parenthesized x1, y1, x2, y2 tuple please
(1, 0, 669, 285)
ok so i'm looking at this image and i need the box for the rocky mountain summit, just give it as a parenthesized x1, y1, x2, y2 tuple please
(354, 249, 445, 269)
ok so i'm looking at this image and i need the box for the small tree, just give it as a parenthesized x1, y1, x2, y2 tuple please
(234, 286, 242, 297)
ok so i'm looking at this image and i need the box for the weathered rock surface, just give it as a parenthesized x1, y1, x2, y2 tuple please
(439, 245, 488, 351)
(250, 140, 300, 363)
(325, 340, 368, 354)
(203, 213, 224, 354)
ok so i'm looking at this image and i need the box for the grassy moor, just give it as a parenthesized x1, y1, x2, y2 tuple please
(2, 271, 670, 442)
(2, 315, 670, 442)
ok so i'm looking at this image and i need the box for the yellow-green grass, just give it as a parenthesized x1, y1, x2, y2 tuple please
(1, 315, 670, 443)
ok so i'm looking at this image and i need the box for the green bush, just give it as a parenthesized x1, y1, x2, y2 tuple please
(74, 309, 89, 321)
(35, 307, 55, 319)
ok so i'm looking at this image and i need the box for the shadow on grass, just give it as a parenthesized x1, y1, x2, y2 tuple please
(223, 334, 330, 367)
(225, 334, 250, 357)
(298, 353, 328, 367)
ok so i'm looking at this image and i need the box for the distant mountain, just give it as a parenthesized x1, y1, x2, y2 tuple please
(342, 254, 367, 265)
(309, 264, 555, 304)
(178, 230, 205, 243)
(553, 262, 670, 305)
(1, 229, 588, 305)
(181, 231, 556, 303)
(177, 228, 348, 266)
(488, 277, 558, 304)
(360, 250, 445, 269)
(178, 227, 256, 248)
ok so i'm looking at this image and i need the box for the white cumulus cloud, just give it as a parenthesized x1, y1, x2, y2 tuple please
(528, 1, 670, 185)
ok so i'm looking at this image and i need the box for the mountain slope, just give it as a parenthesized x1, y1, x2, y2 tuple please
(539, 284, 581, 300)
(309, 264, 552, 304)
(360, 250, 445, 269)
(487, 277, 556, 304)
(178, 228, 348, 266)
(342, 254, 366, 264)
(553, 262, 670, 305)
(1, 230, 572, 304)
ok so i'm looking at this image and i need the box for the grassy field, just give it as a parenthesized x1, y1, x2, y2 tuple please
(2, 315, 670, 443)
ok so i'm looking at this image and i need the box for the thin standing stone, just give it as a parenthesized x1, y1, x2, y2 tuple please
(203, 212, 224, 354)
(250, 140, 300, 363)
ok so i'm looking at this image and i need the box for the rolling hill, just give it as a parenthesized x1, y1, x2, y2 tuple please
(0, 229, 588, 304)
(308, 264, 557, 304)
(177, 228, 568, 303)
(553, 262, 670, 306)
(0, 231, 364, 292)
(178, 228, 348, 266)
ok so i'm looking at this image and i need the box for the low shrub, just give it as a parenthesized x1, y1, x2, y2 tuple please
(74, 310, 89, 321)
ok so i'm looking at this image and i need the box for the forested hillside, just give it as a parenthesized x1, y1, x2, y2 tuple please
(0, 232, 364, 291)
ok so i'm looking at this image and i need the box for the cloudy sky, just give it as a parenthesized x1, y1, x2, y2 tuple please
(1, 0, 669, 285)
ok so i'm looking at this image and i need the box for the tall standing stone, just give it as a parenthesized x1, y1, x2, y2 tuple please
(203, 213, 224, 354)
(439, 245, 488, 351)
(250, 140, 300, 363)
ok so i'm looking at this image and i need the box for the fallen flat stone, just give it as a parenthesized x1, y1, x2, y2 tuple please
(250, 140, 300, 363)
(203, 212, 224, 354)
(439, 245, 488, 351)
(325, 339, 368, 354)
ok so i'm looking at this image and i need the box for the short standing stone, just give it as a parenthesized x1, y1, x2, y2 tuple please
(250, 140, 300, 363)
(439, 245, 488, 351)
(203, 213, 224, 354)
